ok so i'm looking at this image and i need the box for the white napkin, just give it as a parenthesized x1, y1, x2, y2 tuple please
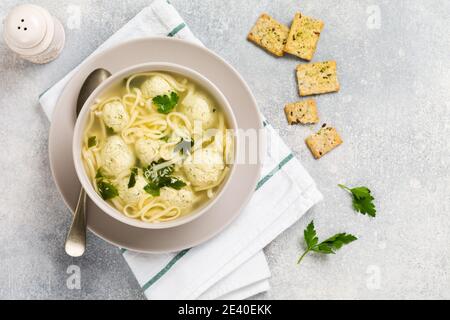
(39, 0, 323, 300)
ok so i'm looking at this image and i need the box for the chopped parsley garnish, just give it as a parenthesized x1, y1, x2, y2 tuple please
(159, 176, 186, 190)
(153, 91, 179, 114)
(88, 136, 97, 148)
(106, 126, 115, 135)
(143, 176, 186, 197)
(143, 159, 186, 196)
(143, 182, 160, 196)
(128, 168, 138, 189)
(97, 181, 118, 200)
(95, 168, 118, 200)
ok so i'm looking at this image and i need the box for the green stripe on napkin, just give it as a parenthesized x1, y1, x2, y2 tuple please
(142, 249, 189, 291)
(255, 153, 294, 190)
(167, 23, 186, 37)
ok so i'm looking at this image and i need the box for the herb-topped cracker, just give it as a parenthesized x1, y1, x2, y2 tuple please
(247, 13, 289, 57)
(284, 99, 319, 125)
(284, 12, 324, 61)
(305, 125, 343, 159)
(296, 61, 340, 96)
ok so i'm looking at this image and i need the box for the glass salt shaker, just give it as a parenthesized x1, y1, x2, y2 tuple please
(2, 4, 65, 64)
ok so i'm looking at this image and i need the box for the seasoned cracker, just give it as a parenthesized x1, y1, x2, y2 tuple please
(284, 99, 319, 125)
(284, 12, 324, 61)
(296, 61, 340, 96)
(305, 125, 343, 159)
(247, 13, 289, 57)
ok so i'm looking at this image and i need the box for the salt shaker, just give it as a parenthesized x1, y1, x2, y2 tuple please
(2, 4, 65, 64)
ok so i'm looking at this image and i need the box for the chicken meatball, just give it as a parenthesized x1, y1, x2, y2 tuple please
(183, 147, 224, 188)
(100, 136, 135, 176)
(181, 92, 217, 129)
(141, 76, 172, 98)
(159, 187, 194, 210)
(135, 138, 161, 166)
(102, 101, 129, 132)
(118, 174, 147, 205)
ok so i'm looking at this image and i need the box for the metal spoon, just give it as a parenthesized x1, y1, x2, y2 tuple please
(65, 68, 112, 257)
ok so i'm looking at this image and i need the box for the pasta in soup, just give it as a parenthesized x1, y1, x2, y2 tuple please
(81, 72, 233, 223)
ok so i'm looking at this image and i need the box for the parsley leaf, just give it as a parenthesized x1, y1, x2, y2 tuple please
(297, 221, 357, 265)
(97, 181, 119, 200)
(159, 176, 186, 190)
(128, 168, 138, 189)
(152, 91, 179, 114)
(304, 220, 318, 249)
(143, 182, 161, 196)
(88, 136, 97, 148)
(311, 233, 358, 254)
(95, 168, 118, 200)
(338, 184, 376, 217)
(143, 177, 186, 197)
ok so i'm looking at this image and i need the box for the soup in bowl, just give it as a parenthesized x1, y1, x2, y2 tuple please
(73, 63, 238, 229)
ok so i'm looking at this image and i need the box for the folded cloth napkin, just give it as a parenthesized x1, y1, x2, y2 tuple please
(39, 0, 323, 300)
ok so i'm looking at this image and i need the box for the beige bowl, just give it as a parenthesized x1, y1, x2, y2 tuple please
(73, 62, 239, 229)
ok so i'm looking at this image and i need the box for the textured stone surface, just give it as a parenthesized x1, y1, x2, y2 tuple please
(0, 0, 449, 299)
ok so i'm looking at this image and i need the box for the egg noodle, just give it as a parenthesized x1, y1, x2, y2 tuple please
(81, 72, 232, 223)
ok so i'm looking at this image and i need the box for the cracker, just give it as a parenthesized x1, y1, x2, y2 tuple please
(305, 125, 343, 159)
(284, 12, 324, 61)
(247, 13, 289, 57)
(296, 61, 340, 96)
(284, 99, 319, 124)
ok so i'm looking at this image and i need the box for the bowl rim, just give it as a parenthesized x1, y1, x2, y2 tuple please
(72, 61, 240, 229)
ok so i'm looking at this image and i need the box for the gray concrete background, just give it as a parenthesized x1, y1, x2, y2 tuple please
(0, 0, 449, 299)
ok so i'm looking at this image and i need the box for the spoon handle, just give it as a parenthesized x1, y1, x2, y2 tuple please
(65, 188, 87, 257)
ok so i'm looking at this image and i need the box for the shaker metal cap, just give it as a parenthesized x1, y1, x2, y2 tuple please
(3, 4, 55, 55)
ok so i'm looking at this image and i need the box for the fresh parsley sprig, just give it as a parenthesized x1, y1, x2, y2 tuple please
(153, 91, 179, 114)
(338, 184, 376, 217)
(297, 221, 357, 265)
